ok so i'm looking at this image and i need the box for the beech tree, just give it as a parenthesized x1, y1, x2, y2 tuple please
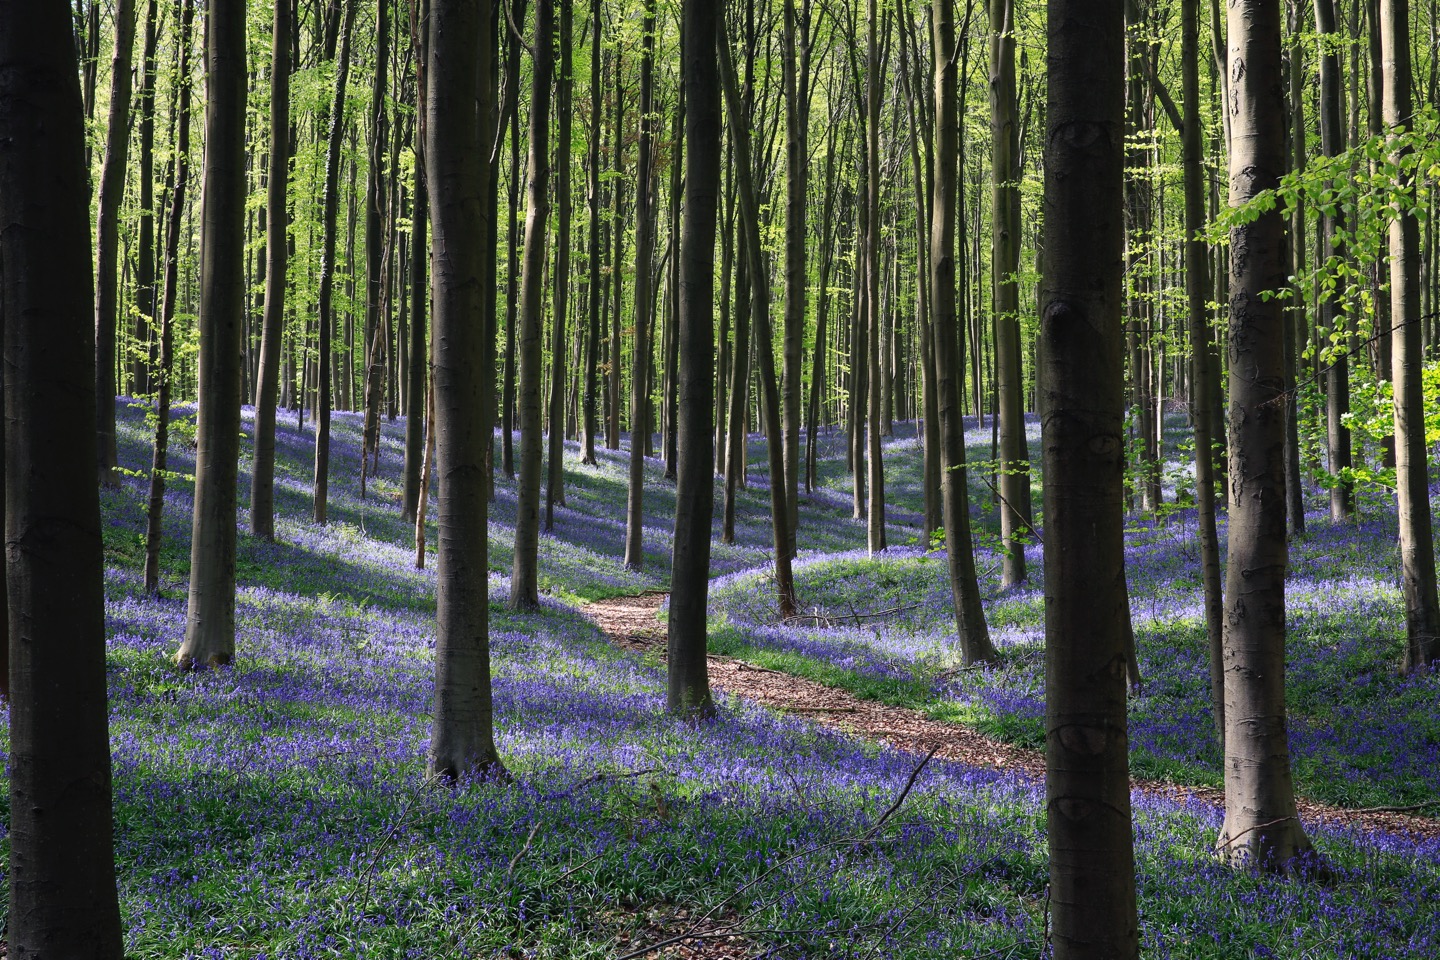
(1040, 0, 1139, 954)
(0, 3, 125, 951)
(668, 0, 722, 717)
(175, 0, 248, 669)
(427, 0, 507, 779)
(1216, 0, 1314, 870)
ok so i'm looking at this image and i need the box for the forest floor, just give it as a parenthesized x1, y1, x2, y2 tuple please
(49, 401, 1440, 958)
(586, 592, 1440, 842)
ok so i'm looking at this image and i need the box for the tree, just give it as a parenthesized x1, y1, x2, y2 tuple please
(623, 0, 659, 572)
(668, 0, 723, 718)
(511, 0, 555, 608)
(1040, 0, 1139, 954)
(991, 0, 1030, 587)
(427, 0, 507, 780)
(251, 0, 293, 541)
(1380, 0, 1440, 672)
(1216, 0, 1314, 870)
(93, 0, 137, 486)
(545, 0, 574, 530)
(780, 0, 814, 558)
(175, 0, 248, 669)
(0, 3, 125, 951)
(932, 0, 998, 668)
(581, 1, 604, 467)
(312, 0, 358, 526)
(401, 133, 429, 525)
(864, 0, 886, 554)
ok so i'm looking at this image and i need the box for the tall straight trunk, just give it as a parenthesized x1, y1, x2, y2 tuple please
(1182, 0, 1226, 744)
(312, 0, 357, 525)
(991, 0, 1027, 585)
(93, 0, 136, 485)
(582, 5, 603, 466)
(176, 0, 247, 668)
(806, 119, 842, 493)
(401, 154, 429, 522)
(662, 98, 683, 481)
(722, 231, 751, 542)
(1285, 0, 1307, 537)
(1217, 0, 1314, 870)
(251, 0, 292, 541)
(360, 0, 391, 480)
(0, 4, 124, 949)
(933, 0, 998, 667)
(780, 0, 811, 556)
(719, 14, 797, 619)
(133, 0, 159, 396)
(716, 157, 733, 475)
(545, 0, 573, 529)
(623, 0, 657, 571)
(668, 0, 722, 717)
(1314, 0, 1354, 522)
(144, 0, 195, 594)
(512, 0, 555, 606)
(426, 0, 506, 780)
(864, 0, 886, 553)
(608, 49, 625, 451)
(1041, 1, 1139, 952)
(1381, 0, 1440, 672)
(501, 0, 526, 479)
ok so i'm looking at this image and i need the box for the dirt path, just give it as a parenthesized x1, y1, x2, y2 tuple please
(585, 592, 1440, 842)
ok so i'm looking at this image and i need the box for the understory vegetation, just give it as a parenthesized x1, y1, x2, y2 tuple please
(11, 401, 1435, 958)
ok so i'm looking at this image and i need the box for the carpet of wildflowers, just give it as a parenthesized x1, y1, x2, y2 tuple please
(0, 403, 1434, 956)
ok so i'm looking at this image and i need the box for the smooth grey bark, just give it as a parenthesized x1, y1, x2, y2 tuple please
(1381, 0, 1440, 673)
(501, 0, 526, 480)
(426, 0, 506, 781)
(1285, 0, 1308, 537)
(667, 0, 722, 717)
(1217, 0, 1314, 870)
(312, 0, 357, 525)
(251, 0, 292, 541)
(1041, 0, 1139, 951)
(145, 0, 195, 594)
(545, 0, 573, 530)
(991, 0, 1029, 586)
(0, 3, 125, 951)
(623, 0, 658, 572)
(608, 48, 625, 452)
(133, 0, 158, 396)
(864, 0, 886, 554)
(933, 0, 998, 667)
(360, 0, 391, 486)
(512, 0, 555, 606)
(93, 0, 136, 486)
(175, 0, 247, 669)
(780, 0, 812, 557)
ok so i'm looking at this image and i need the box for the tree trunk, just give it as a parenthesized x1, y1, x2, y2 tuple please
(1182, 0, 1226, 745)
(992, 0, 1029, 585)
(780, 0, 811, 557)
(512, 0, 555, 606)
(582, 4, 603, 466)
(312, 0, 357, 525)
(1217, 0, 1314, 870)
(401, 149, 429, 523)
(1040, 0, 1139, 951)
(1381, 0, 1440, 672)
(608, 49, 625, 452)
(175, 0, 247, 669)
(546, 0, 573, 529)
(1314, 0, 1354, 522)
(933, 0, 998, 667)
(0, 5, 124, 949)
(719, 14, 797, 620)
(360, 0, 391, 488)
(668, 0, 722, 717)
(93, 0, 137, 486)
(133, 0, 159, 397)
(251, 0, 292, 541)
(144, 0, 195, 596)
(1285, 0, 1308, 538)
(722, 229, 751, 543)
(501, 0, 526, 480)
(425, 0, 506, 781)
(623, 0, 658, 571)
(865, 0, 887, 554)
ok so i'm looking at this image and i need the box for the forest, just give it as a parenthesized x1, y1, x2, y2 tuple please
(2, 0, 1440, 955)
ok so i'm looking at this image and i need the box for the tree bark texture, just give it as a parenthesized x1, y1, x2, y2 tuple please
(1040, 0, 1139, 953)
(546, 0, 574, 530)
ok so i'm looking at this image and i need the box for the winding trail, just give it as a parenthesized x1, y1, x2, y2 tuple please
(585, 591, 1440, 843)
